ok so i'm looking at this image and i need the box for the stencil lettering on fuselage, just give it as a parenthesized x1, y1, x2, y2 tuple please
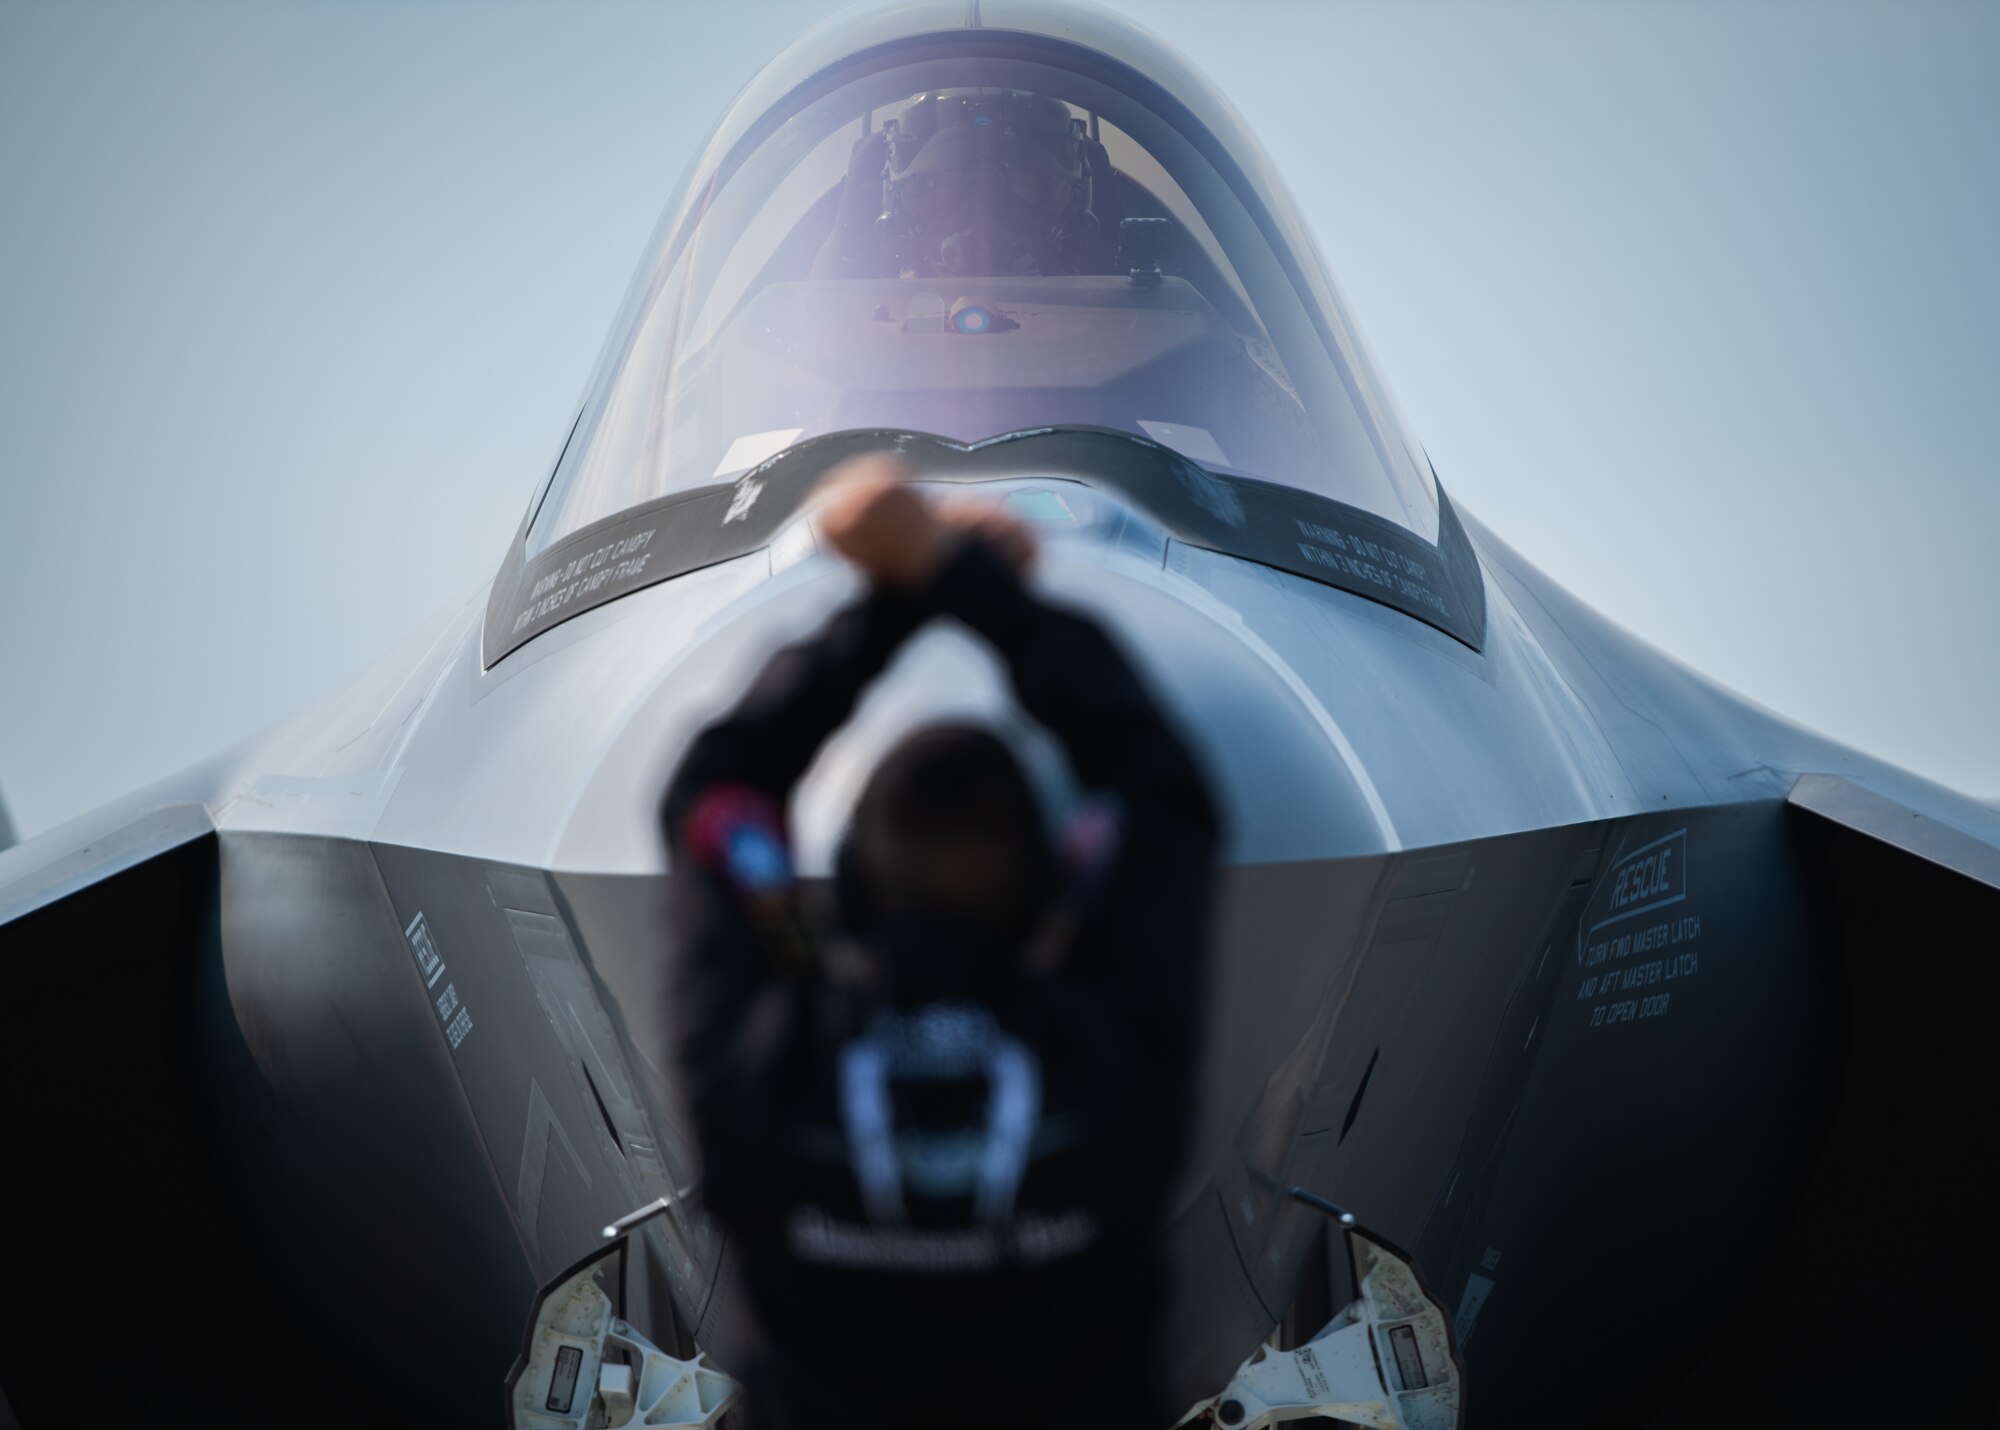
(1573, 829, 1704, 1031)
(405, 911, 445, 987)
(1292, 517, 1451, 619)
(513, 529, 657, 635)
(406, 911, 475, 1048)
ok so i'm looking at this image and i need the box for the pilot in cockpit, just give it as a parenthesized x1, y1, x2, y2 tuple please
(811, 88, 1127, 280)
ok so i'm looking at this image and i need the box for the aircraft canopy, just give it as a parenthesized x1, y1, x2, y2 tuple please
(527, 2, 1439, 554)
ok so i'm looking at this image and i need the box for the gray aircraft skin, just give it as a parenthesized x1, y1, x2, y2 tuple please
(3, 5, 1996, 1426)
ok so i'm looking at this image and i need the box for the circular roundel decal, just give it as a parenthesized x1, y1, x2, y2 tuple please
(952, 303, 995, 334)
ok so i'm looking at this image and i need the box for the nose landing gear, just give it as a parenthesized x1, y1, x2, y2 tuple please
(1179, 1190, 1467, 1430)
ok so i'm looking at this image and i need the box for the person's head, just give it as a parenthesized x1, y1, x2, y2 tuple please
(840, 722, 1055, 1000)
(884, 88, 1090, 277)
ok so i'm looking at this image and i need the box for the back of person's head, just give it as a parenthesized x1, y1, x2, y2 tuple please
(840, 723, 1054, 1001)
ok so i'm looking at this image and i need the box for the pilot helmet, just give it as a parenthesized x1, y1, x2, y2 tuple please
(883, 88, 1090, 276)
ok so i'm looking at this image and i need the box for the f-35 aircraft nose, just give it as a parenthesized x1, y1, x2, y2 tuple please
(741, 485, 1396, 878)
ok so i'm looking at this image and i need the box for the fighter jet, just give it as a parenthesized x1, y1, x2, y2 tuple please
(3, 4, 1994, 1427)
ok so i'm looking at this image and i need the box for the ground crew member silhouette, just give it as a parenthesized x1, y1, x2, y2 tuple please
(662, 456, 1219, 1429)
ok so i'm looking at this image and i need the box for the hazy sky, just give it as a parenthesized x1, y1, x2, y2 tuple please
(2, 0, 1995, 839)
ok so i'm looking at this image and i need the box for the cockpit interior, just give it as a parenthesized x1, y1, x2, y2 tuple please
(528, 44, 1439, 557)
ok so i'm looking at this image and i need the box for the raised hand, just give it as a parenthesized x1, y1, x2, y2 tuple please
(815, 454, 948, 588)
(815, 454, 1039, 586)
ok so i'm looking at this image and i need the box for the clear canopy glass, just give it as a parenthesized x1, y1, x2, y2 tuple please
(526, 11, 1438, 554)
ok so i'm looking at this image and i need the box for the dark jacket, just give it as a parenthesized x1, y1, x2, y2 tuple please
(662, 540, 1218, 1429)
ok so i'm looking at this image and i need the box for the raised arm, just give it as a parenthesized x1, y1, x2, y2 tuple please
(662, 464, 953, 833)
(930, 540, 1215, 839)
(661, 579, 931, 1211)
(662, 464, 957, 1203)
(661, 585, 924, 836)
(931, 539, 1220, 1146)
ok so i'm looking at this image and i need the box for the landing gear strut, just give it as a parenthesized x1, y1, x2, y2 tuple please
(1179, 1190, 1467, 1430)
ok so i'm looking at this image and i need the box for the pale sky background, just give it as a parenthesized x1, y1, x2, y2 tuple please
(2, 0, 1995, 839)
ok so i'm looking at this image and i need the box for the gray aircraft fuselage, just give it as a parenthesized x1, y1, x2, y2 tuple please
(3, 6, 1997, 1428)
